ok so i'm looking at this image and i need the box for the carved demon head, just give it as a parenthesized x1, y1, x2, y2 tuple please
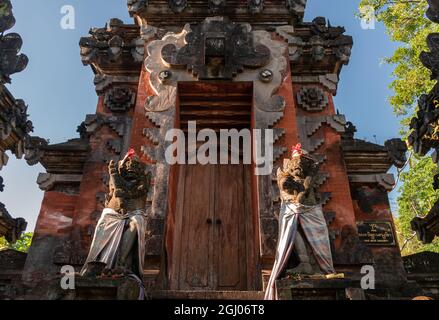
(119, 155, 148, 182)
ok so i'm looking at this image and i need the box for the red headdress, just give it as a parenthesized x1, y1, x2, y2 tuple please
(121, 148, 136, 164)
(291, 143, 303, 158)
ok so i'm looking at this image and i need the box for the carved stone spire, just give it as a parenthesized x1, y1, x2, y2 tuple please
(0, 0, 29, 243)
(0, 0, 28, 84)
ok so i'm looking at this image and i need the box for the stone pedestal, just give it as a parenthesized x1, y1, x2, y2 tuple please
(69, 276, 143, 300)
(276, 278, 366, 300)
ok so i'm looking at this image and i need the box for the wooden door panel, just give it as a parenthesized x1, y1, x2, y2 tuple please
(179, 165, 215, 290)
(174, 164, 253, 291)
(215, 165, 247, 290)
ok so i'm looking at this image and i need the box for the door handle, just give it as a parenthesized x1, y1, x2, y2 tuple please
(207, 218, 213, 225)
(216, 219, 222, 225)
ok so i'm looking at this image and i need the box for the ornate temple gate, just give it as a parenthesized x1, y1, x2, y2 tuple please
(19, 1, 413, 300)
(143, 22, 290, 292)
(169, 82, 256, 291)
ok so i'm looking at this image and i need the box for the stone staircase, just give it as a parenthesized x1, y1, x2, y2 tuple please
(151, 290, 265, 300)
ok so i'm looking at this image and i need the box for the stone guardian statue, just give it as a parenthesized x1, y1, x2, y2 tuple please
(265, 144, 336, 300)
(81, 149, 152, 279)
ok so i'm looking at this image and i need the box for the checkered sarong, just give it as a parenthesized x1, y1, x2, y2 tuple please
(265, 202, 335, 300)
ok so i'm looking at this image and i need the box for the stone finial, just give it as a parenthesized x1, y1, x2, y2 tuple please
(0, 0, 28, 83)
(208, 0, 226, 14)
(127, 0, 148, 16)
(286, 0, 307, 23)
(169, 0, 187, 13)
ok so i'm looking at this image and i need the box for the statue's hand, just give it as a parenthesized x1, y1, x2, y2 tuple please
(109, 160, 118, 175)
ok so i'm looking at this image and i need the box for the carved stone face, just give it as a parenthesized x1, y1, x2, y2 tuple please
(286, 156, 316, 179)
(119, 157, 145, 181)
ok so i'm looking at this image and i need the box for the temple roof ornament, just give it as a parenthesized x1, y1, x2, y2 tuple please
(169, 0, 187, 13)
(276, 17, 353, 95)
(407, 0, 439, 244)
(79, 18, 143, 72)
(248, 0, 264, 15)
(208, 0, 226, 14)
(161, 17, 271, 80)
(0, 0, 28, 84)
(79, 18, 143, 95)
(127, 0, 307, 28)
(0, 0, 29, 243)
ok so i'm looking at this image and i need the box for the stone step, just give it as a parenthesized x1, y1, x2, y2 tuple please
(151, 290, 265, 300)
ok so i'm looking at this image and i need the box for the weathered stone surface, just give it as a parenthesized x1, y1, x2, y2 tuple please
(0, 249, 27, 300)
(0, 2, 30, 243)
(0, 1, 28, 84)
(276, 278, 365, 300)
(296, 86, 329, 112)
(403, 251, 439, 299)
(104, 87, 137, 112)
(161, 17, 270, 80)
(72, 276, 143, 300)
(127, 0, 307, 28)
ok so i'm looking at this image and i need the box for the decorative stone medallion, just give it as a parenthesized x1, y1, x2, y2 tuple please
(160, 17, 271, 80)
(104, 87, 136, 112)
(296, 86, 329, 112)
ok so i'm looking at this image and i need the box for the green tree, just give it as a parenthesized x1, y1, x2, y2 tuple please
(0, 232, 33, 253)
(359, 0, 438, 131)
(359, 0, 439, 254)
(396, 157, 439, 255)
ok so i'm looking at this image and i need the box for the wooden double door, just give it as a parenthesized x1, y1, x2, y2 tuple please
(172, 164, 254, 291)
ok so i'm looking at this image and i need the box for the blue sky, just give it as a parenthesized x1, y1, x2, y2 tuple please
(1, 0, 402, 232)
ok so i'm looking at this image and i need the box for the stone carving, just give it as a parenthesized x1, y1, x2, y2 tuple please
(161, 17, 270, 80)
(208, 0, 226, 14)
(408, 88, 439, 156)
(427, 0, 439, 23)
(292, 74, 340, 95)
(0, 0, 15, 32)
(0, 202, 27, 243)
(248, 0, 264, 15)
(384, 138, 408, 169)
(37, 173, 82, 192)
(24, 136, 48, 166)
(127, 0, 148, 15)
(411, 200, 439, 244)
(104, 87, 137, 112)
(0, 1, 28, 84)
(82, 150, 152, 278)
(421, 33, 439, 81)
(277, 18, 352, 94)
(408, 0, 439, 243)
(0, 1, 30, 243)
(296, 86, 329, 112)
(93, 75, 141, 96)
(286, 0, 307, 16)
(277, 150, 320, 206)
(105, 152, 151, 215)
(311, 17, 346, 40)
(169, 0, 187, 13)
(266, 145, 336, 299)
(79, 18, 143, 87)
(145, 18, 288, 262)
(81, 114, 129, 138)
